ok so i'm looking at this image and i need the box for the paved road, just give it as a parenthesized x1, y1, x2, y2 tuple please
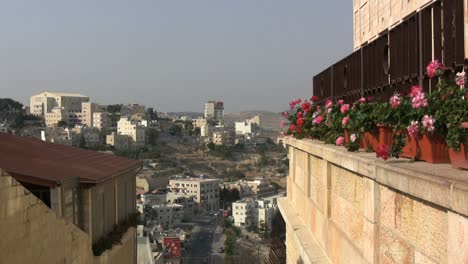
(183, 215, 225, 264)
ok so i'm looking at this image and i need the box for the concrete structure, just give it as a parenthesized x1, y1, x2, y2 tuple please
(82, 102, 102, 127)
(72, 126, 102, 148)
(235, 115, 261, 135)
(280, 137, 468, 264)
(93, 112, 110, 130)
(118, 116, 146, 147)
(204, 101, 224, 122)
(0, 133, 142, 263)
(30, 91, 89, 117)
(200, 124, 211, 138)
(151, 204, 184, 227)
(233, 198, 277, 230)
(233, 200, 253, 227)
(169, 177, 220, 213)
(192, 118, 207, 129)
(106, 132, 132, 150)
(41, 127, 74, 146)
(353, 0, 433, 49)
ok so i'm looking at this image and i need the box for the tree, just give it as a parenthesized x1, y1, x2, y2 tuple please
(193, 127, 201, 136)
(146, 128, 159, 146)
(168, 124, 182, 136)
(146, 107, 158, 121)
(57, 120, 67, 128)
(78, 134, 86, 148)
(106, 104, 123, 113)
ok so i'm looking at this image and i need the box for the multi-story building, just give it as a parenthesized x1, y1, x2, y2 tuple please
(204, 101, 224, 122)
(235, 115, 260, 135)
(93, 112, 110, 130)
(0, 132, 142, 263)
(192, 118, 207, 129)
(117, 116, 146, 147)
(169, 177, 220, 213)
(233, 198, 277, 230)
(41, 127, 74, 146)
(150, 204, 184, 228)
(106, 132, 132, 150)
(81, 102, 101, 127)
(232, 200, 253, 227)
(30, 92, 90, 117)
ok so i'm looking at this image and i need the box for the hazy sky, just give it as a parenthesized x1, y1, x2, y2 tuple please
(0, 1, 352, 112)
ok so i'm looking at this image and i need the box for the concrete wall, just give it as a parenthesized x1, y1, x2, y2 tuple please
(0, 169, 137, 264)
(353, 0, 432, 49)
(0, 169, 94, 264)
(279, 137, 468, 264)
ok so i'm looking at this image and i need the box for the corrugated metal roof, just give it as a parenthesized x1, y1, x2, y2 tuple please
(0, 133, 142, 184)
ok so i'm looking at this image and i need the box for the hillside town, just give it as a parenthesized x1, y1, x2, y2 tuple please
(0, 92, 286, 264)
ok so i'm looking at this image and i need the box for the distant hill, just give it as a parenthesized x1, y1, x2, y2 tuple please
(224, 111, 284, 131)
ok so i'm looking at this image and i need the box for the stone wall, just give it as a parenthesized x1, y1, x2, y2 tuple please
(353, 0, 432, 49)
(279, 138, 468, 264)
(0, 169, 137, 264)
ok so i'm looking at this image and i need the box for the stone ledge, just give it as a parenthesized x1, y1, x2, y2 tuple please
(278, 197, 331, 264)
(284, 137, 468, 217)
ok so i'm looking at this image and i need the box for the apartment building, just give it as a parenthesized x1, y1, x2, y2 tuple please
(117, 116, 146, 147)
(192, 118, 207, 129)
(169, 177, 220, 213)
(93, 112, 110, 130)
(150, 204, 184, 228)
(204, 101, 224, 122)
(72, 126, 102, 148)
(0, 132, 142, 263)
(233, 198, 277, 230)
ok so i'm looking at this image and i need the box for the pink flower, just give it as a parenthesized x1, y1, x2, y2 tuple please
(376, 144, 390, 160)
(313, 115, 323, 125)
(411, 92, 428, 109)
(325, 100, 333, 108)
(335, 136, 344, 146)
(289, 99, 302, 110)
(389, 93, 401, 109)
(409, 86, 423, 97)
(456, 72, 466, 86)
(337, 99, 344, 105)
(282, 111, 289, 118)
(426, 60, 444, 78)
(358, 97, 366, 103)
(350, 134, 356, 142)
(407, 121, 419, 137)
(296, 111, 303, 119)
(342, 116, 350, 126)
(280, 120, 287, 127)
(340, 104, 350, 113)
(421, 115, 435, 133)
(311, 95, 319, 102)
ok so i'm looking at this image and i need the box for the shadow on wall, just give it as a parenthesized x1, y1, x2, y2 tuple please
(297, 257, 304, 264)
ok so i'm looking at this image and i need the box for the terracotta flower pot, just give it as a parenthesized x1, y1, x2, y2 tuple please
(417, 133, 450, 164)
(400, 132, 418, 159)
(360, 125, 392, 152)
(344, 130, 350, 145)
(448, 122, 468, 169)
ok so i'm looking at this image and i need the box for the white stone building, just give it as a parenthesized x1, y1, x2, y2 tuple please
(169, 177, 220, 213)
(204, 101, 224, 122)
(233, 198, 277, 230)
(117, 116, 146, 147)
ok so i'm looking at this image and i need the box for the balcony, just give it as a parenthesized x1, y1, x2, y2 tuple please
(279, 137, 468, 264)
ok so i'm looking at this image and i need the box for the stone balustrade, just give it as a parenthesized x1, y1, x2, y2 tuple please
(279, 137, 468, 264)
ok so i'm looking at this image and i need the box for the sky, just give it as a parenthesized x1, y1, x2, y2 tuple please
(0, 1, 353, 113)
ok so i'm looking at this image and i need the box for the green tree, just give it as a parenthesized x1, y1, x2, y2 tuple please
(146, 107, 158, 121)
